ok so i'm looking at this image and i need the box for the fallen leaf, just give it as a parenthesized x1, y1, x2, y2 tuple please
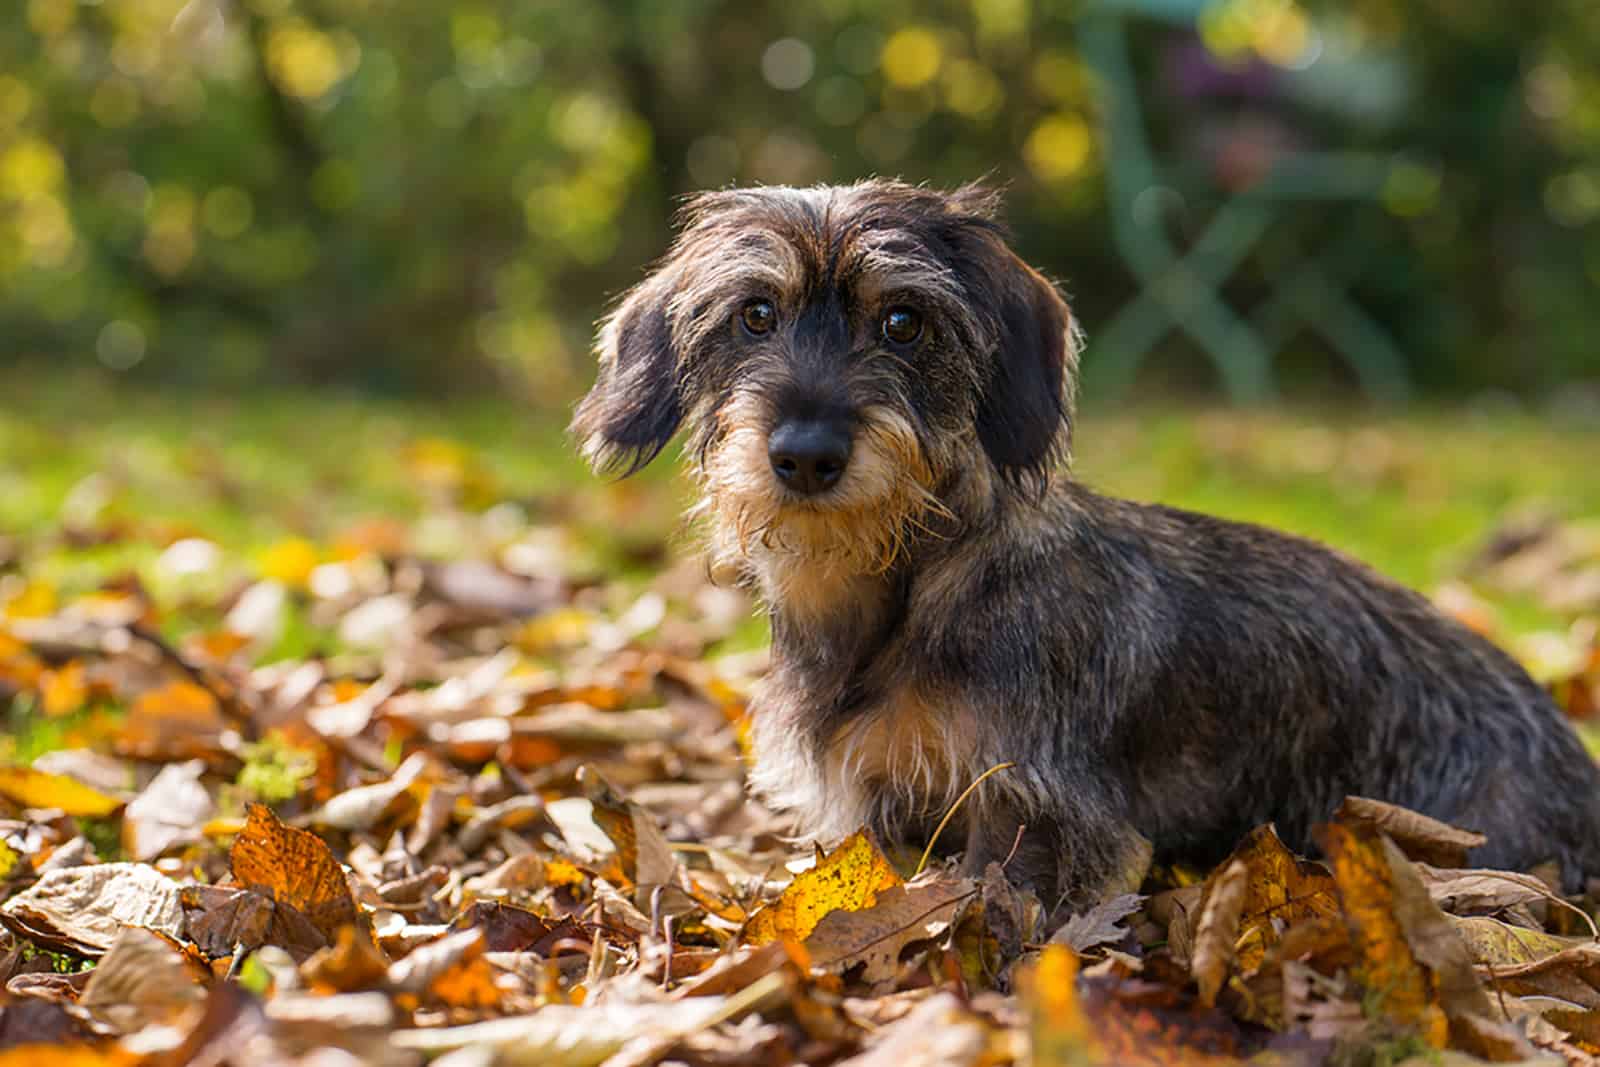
(120, 680, 228, 761)
(1050, 893, 1142, 955)
(1334, 796, 1487, 868)
(0, 766, 122, 817)
(579, 764, 678, 894)
(1451, 914, 1585, 967)
(746, 832, 903, 946)
(0, 862, 184, 956)
(1203, 824, 1340, 974)
(122, 758, 213, 861)
(1321, 821, 1509, 1054)
(803, 874, 975, 983)
(230, 802, 360, 946)
(1024, 944, 1096, 1066)
(309, 751, 429, 832)
(78, 926, 207, 1033)
(1191, 858, 1248, 1007)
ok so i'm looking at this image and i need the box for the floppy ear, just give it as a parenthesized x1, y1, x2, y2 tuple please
(571, 269, 683, 476)
(973, 250, 1077, 487)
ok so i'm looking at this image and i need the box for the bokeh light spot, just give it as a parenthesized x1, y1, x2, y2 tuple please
(881, 28, 942, 89)
(97, 320, 147, 371)
(1024, 114, 1092, 182)
(762, 38, 815, 92)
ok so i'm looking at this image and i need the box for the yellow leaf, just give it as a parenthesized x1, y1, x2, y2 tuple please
(259, 538, 320, 587)
(1323, 821, 1450, 1047)
(745, 831, 902, 945)
(1026, 944, 1097, 1066)
(0, 765, 122, 817)
(1, 580, 56, 619)
(0, 837, 19, 880)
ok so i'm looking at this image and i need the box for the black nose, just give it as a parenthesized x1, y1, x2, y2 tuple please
(768, 420, 851, 495)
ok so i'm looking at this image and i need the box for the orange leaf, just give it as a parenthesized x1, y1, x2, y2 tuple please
(39, 661, 87, 717)
(229, 802, 358, 944)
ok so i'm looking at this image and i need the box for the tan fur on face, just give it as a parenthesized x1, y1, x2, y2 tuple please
(695, 393, 950, 614)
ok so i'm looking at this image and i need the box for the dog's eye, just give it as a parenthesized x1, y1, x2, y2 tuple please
(740, 299, 777, 336)
(881, 306, 922, 345)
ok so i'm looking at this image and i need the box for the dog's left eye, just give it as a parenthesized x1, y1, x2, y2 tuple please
(881, 306, 922, 345)
(740, 299, 777, 336)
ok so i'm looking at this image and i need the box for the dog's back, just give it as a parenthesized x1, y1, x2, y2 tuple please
(1058, 486, 1600, 887)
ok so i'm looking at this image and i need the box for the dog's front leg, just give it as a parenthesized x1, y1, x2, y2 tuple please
(960, 793, 1150, 912)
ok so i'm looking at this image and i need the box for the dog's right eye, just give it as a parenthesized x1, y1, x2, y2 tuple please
(740, 299, 777, 336)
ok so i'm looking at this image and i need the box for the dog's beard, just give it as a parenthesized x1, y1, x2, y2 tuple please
(694, 397, 948, 598)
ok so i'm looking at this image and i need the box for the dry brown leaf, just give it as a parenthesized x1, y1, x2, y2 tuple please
(229, 802, 360, 946)
(0, 861, 183, 956)
(746, 832, 903, 946)
(1416, 864, 1564, 916)
(1334, 796, 1487, 868)
(579, 764, 677, 894)
(1050, 894, 1142, 958)
(77, 926, 207, 1033)
(180, 883, 278, 960)
(119, 680, 228, 761)
(1192, 858, 1248, 1008)
(803, 874, 975, 984)
(1472, 943, 1600, 1010)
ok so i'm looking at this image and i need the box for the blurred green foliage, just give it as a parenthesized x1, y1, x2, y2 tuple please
(0, 0, 1598, 399)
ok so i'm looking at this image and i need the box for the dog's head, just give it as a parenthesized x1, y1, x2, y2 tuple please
(573, 179, 1079, 585)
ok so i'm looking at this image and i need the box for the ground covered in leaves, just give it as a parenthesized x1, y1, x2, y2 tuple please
(1, 381, 1600, 1066)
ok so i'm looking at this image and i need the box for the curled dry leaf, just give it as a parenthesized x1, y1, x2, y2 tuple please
(1191, 858, 1248, 1008)
(310, 751, 430, 832)
(1320, 820, 1523, 1057)
(1334, 796, 1487, 868)
(0, 862, 183, 956)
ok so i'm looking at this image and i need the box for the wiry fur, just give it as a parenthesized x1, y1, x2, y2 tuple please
(573, 179, 1600, 908)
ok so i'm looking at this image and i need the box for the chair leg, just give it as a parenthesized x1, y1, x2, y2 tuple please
(1081, 289, 1176, 401)
(1287, 269, 1413, 404)
(1251, 223, 1413, 404)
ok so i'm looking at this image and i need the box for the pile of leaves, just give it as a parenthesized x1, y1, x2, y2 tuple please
(1, 469, 1599, 1066)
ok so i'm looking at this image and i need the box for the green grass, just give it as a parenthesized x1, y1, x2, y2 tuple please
(2, 370, 1596, 638)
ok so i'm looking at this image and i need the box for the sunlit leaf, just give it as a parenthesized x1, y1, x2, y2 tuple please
(0, 765, 122, 816)
(230, 802, 360, 945)
(745, 831, 902, 946)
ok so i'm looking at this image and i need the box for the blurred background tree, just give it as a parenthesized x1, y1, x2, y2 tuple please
(0, 0, 1597, 402)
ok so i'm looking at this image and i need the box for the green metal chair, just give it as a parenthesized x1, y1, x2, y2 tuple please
(1076, 0, 1413, 403)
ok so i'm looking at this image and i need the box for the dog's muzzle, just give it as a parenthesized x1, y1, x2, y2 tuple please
(768, 419, 851, 496)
